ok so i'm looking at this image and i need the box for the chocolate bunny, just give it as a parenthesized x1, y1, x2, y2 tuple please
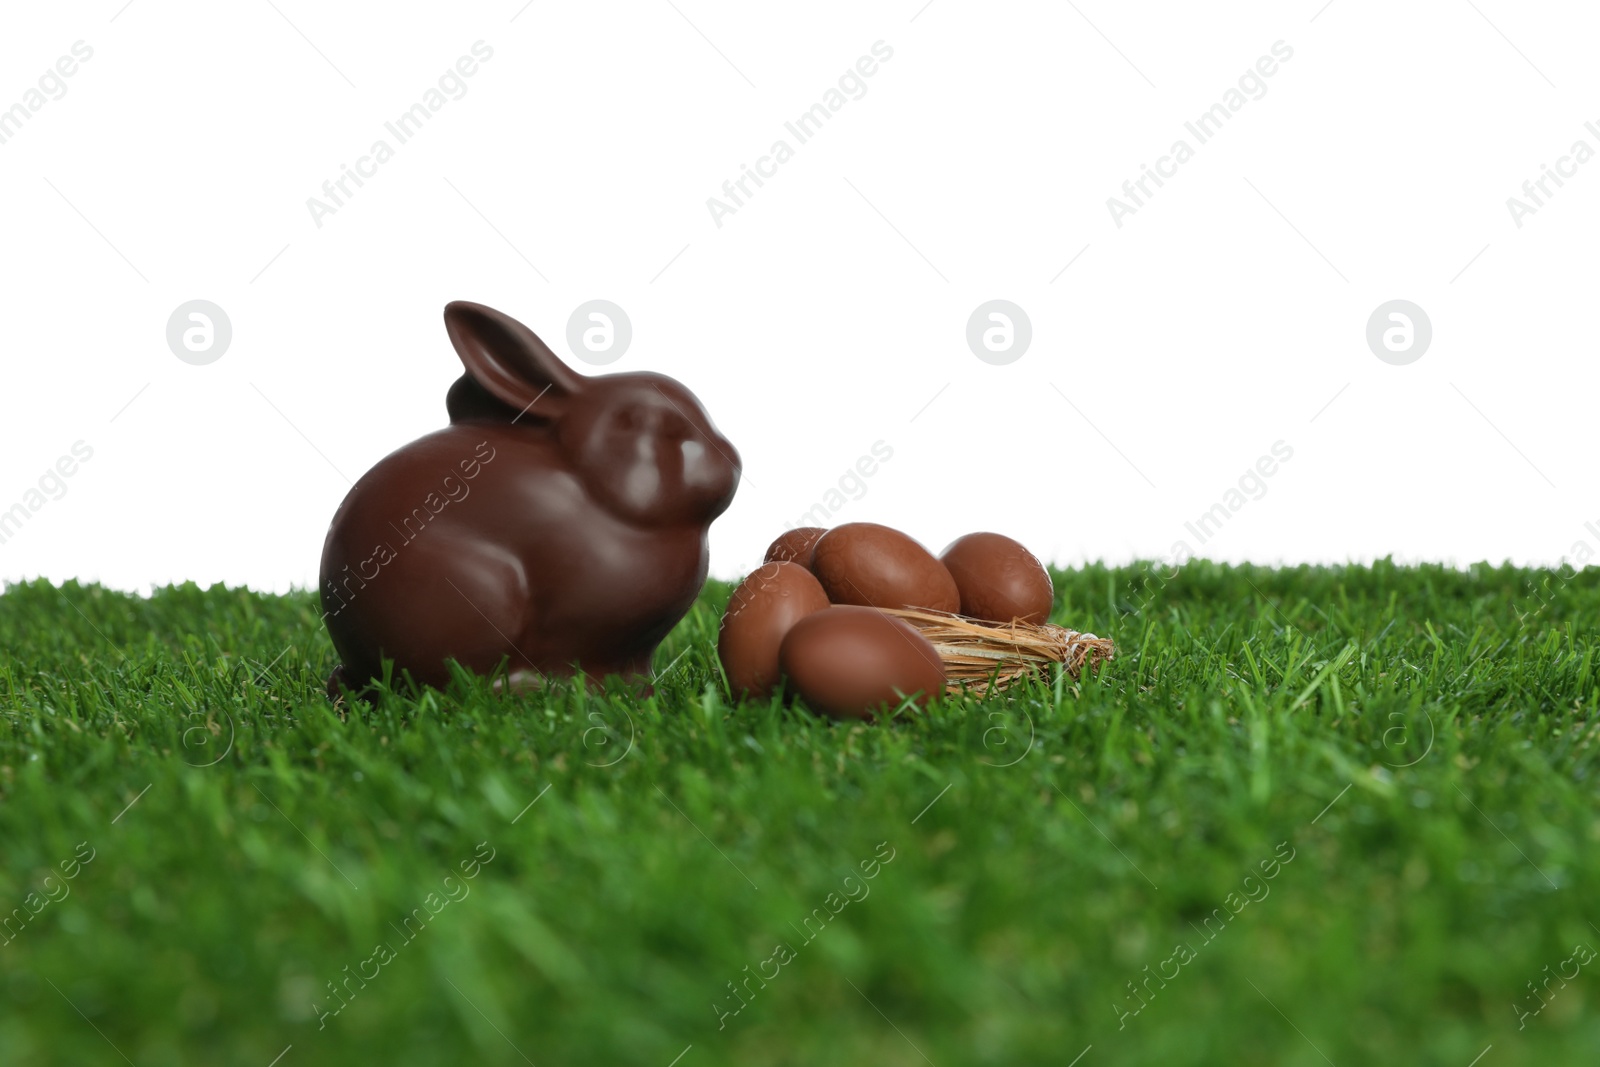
(320, 301, 741, 695)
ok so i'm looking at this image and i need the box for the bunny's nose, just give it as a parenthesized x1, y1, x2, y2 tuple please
(682, 436, 739, 516)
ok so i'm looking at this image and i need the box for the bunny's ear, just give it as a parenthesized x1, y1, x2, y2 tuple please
(443, 301, 585, 419)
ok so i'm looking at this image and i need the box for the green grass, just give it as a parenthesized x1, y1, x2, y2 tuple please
(1, 560, 1598, 1066)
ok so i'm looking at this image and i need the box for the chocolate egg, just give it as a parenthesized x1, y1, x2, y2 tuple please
(764, 527, 827, 572)
(717, 561, 831, 700)
(939, 532, 1054, 624)
(810, 523, 960, 612)
(779, 606, 946, 720)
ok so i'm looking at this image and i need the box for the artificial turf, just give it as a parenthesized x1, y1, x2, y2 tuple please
(0, 560, 1596, 1065)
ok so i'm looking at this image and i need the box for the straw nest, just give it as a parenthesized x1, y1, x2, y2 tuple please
(879, 608, 1115, 697)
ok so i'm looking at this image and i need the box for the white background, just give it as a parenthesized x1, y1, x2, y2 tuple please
(1, 0, 1595, 595)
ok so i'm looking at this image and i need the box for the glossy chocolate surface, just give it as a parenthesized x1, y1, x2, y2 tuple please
(810, 522, 960, 613)
(320, 301, 740, 693)
(763, 527, 826, 572)
(779, 605, 946, 719)
(940, 532, 1055, 625)
(717, 561, 831, 700)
